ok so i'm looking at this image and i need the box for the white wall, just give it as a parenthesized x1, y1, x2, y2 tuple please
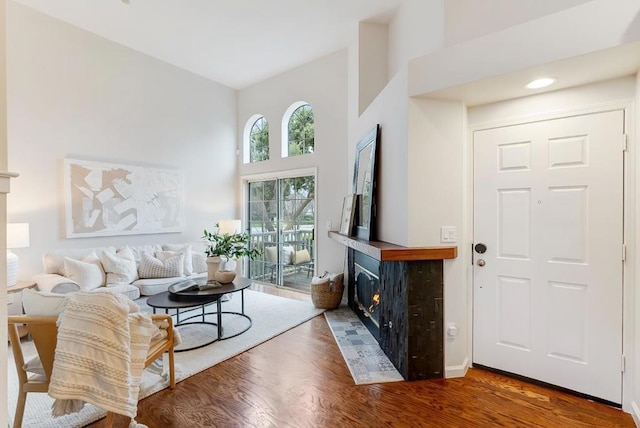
(355, 71, 409, 245)
(358, 22, 388, 115)
(410, 0, 640, 97)
(407, 98, 468, 373)
(444, 0, 592, 46)
(348, 0, 446, 245)
(237, 50, 348, 274)
(7, 3, 238, 279)
(388, 0, 444, 78)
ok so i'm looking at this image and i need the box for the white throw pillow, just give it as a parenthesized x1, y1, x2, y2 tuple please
(63, 254, 105, 291)
(162, 244, 193, 275)
(100, 246, 138, 284)
(191, 253, 207, 274)
(139, 251, 184, 279)
(22, 288, 68, 316)
(282, 246, 295, 265)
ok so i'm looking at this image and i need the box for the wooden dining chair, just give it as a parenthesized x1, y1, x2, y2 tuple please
(8, 314, 176, 428)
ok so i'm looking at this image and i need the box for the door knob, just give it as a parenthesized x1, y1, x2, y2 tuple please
(477, 259, 486, 267)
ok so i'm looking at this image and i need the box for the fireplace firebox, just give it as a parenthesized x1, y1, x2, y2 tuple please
(352, 252, 381, 340)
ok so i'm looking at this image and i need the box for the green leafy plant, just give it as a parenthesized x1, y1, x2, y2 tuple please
(202, 224, 261, 261)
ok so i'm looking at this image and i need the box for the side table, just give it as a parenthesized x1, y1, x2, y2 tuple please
(8, 281, 37, 338)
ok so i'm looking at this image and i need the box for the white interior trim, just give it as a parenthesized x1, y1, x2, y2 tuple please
(445, 356, 469, 378)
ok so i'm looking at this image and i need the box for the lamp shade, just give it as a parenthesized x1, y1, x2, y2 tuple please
(7, 223, 29, 249)
(218, 219, 241, 235)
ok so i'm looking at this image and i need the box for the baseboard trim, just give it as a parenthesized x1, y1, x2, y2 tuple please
(445, 357, 469, 378)
(631, 401, 640, 426)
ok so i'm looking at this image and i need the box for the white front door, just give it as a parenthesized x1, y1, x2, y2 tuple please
(473, 110, 624, 404)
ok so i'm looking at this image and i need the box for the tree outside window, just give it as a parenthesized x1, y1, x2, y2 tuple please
(250, 116, 269, 163)
(287, 104, 314, 156)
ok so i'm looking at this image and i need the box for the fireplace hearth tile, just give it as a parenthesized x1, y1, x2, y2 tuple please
(325, 307, 404, 385)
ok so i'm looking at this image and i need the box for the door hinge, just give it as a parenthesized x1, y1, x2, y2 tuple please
(623, 134, 628, 152)
(622, 244, 627, 262)
(622, 355, 626, 373)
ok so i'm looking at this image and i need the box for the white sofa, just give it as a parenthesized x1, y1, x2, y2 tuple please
(32, 243, 208, 300)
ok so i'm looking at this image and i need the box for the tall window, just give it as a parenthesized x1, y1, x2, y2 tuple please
(249, 116, 269, 163)
(283, 102, 314, 157)
(246, 174, 315, 291)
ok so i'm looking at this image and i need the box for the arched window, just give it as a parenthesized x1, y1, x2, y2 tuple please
(244, 115, 269, 164)
(282, 102, 314, 157)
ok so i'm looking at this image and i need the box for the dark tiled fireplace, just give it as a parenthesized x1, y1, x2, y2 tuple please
(333, 232, 457, 381)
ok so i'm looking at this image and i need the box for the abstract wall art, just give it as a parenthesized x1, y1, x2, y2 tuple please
(64, 158, 184, 238)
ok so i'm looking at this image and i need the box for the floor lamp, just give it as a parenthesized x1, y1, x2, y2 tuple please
(7, 223, 29, 286)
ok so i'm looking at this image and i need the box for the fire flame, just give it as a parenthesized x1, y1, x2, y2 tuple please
(368, 291, 380, 313)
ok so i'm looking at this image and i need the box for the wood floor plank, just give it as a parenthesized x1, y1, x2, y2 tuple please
(87, 288, 634, 428)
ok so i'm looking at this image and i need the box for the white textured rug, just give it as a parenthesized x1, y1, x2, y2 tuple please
(325, 307, 404, 385)
(7, 290, 323, 428)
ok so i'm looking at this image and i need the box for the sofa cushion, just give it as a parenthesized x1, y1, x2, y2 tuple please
(22, 288, 68, 316)
(63, 254, 105, 291)
(162, 244, 193, 275)
(133, 273, 206, 296)
(33, 273, 80, 294)
(138, 251, 184, 279)
(100, 246, 138, 284)
(104, 283, 141, 301)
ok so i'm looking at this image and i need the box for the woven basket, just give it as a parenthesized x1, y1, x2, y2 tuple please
(311, 273, 344, 309)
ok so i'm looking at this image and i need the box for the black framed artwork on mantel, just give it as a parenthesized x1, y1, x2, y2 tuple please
(352, 124, 380, 241)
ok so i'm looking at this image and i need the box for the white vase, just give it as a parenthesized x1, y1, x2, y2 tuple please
(206, 256, 222, 281)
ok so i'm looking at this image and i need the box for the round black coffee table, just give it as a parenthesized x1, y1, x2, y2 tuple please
(146, 277, 252, 351)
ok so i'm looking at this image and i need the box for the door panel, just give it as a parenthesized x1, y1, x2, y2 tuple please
(473, 110, 624, 404)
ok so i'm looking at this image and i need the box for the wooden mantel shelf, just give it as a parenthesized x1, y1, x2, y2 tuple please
(328, 231, 457, 262)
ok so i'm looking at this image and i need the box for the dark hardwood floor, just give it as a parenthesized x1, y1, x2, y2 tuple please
(89, 286, 634, 427)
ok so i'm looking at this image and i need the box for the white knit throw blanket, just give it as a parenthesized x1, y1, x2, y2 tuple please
(49, 289, 153, 426)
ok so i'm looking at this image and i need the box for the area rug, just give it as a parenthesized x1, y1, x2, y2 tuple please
(324, 307, 404, 385)
(7, 290, 324, 428)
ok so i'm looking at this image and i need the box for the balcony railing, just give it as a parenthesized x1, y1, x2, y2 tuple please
(248, 229, 314, 287)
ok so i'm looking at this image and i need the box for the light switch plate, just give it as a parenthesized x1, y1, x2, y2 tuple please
(441, 226, 457, 243)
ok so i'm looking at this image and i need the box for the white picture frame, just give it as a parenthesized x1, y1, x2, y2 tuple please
(339, 194, 357, 236)
(64, 158, 184, 238)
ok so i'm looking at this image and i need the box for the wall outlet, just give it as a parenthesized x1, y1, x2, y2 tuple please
(441, 226, 457, 243)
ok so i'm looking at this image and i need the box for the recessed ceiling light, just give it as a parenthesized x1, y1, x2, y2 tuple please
(525, 77, 557, 89)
